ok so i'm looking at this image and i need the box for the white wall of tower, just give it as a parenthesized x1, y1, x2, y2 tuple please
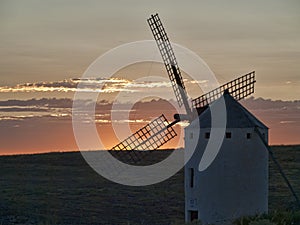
(184, 127, 268, 224)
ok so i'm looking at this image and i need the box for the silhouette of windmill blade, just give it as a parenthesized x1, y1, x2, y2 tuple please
(192, 71, 256, 110)
(147, 14, 192, 116)
(111, 114, 177, 152)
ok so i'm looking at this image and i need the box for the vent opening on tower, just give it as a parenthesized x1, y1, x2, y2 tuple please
(226, 132, 232, 139)
(189, 168, 194, 188)
(205, 132, 210, 139)
(247, 133, 251, 139)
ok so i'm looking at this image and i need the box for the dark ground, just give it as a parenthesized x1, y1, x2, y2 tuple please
(0, 146, 299, 225)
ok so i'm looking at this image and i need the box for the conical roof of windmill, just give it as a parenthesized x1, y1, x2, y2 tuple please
(189, 91, 268, 129)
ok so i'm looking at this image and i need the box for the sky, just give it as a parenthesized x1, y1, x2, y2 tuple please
(0, 0, 299, 154)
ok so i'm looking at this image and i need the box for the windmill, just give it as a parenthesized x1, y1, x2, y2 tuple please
(110, 13, 299, 224)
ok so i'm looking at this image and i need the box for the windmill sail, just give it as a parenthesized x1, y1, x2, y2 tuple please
(147, 14, 192, 116)
(111, 114, 177, 151)
(192, 71, 255, 109)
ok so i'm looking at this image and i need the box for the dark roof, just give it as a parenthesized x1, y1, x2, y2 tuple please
(189, 92, 268, 129)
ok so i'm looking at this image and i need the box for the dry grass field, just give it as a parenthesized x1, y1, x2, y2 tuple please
(0, 146, 299, 225)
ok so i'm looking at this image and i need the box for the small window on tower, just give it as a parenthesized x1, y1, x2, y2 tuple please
(205, 132, 210, 139)
(247, 133, 251, 139)
(226, 132, 231, 139)
(189, 132, 193, 139)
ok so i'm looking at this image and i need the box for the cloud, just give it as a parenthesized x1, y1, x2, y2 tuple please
(0, 77, 177, 94)
(0, 96, 300, 154)
(1, 96, 300, 122)
(0, 106, 49, 112)
(0, 78, 132, 93)
(0, 97, 177, 122)
(241, 97, 300, 110)
(0, 98, 73, 108)
(0, 98, 72, 121)
(189, 80, 208, 84)
(279, 121, 296, 124)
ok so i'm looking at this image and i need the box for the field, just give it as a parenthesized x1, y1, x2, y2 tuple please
(0, 146, 299, 225)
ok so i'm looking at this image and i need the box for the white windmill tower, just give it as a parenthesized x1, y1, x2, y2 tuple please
(185, 89, 268, 224)
(111, 13, 300, 224)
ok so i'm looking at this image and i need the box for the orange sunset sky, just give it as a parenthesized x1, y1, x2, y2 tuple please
(0, 0, 299, 155)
